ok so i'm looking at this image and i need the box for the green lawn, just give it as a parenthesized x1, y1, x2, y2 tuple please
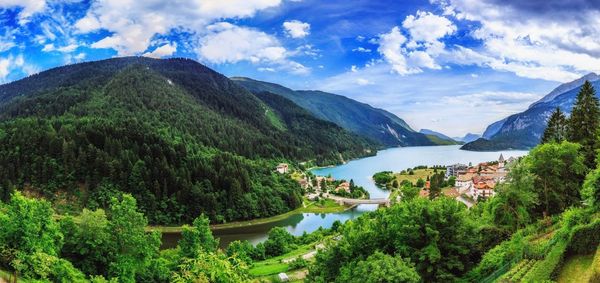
(557, 254, 595, 283)
(394, 169, 436, 186)
(249, 242, 316, 277)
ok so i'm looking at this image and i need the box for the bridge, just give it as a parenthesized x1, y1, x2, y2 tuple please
(326, 195, 391, 207)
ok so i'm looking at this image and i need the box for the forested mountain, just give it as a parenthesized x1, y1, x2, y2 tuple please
(232, 77, 444, 147)
(453, 133, 481, 143)
(463, 74, 600, 151)
(0, 56, 376, 224)
(419, 129, 460, 144)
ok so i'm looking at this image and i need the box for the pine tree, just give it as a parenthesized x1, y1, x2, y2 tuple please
(567, 80, 600, 168)
(541, 107, 567, 144)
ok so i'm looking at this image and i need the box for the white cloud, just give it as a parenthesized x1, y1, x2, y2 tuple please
(351, 65, 358, 72)
(352, 47, 372, 53)
(402, 10, 456, 46)
(0, 0, 46, 24)
(198, 23, 309, 74)
(0, 58, 10, 80)
(376, 11, 455, 75)
(42, 43, 78, 53)
(356, 78, 372, 85)
(435, 0, 600, 81)
(283, 20, 310, 38)
(77, 0, 282, 55)
(143, 43, 177, 58)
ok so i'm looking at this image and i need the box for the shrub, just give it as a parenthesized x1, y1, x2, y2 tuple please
(567, 220, 600, 255)
(521, 240, 568, 282)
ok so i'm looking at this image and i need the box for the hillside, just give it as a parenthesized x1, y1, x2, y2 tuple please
(232, 77, 444, 147)
(419, 129, 461, 144)
(0, 56, 376, 224)
(463, 74, 600, 151)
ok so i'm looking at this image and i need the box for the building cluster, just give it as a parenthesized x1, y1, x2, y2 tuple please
(447, 154, 517, 200)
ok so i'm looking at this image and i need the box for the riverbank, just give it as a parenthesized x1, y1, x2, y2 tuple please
(150, 199, 353, 234)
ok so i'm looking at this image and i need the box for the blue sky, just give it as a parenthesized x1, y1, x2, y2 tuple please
(1, 0, 600, 136)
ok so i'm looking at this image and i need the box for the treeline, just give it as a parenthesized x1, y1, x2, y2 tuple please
(0, 57, 376, 224)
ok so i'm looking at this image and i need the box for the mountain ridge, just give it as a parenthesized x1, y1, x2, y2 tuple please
(462, 74, 600, 151)
(232, 77, 446, 147)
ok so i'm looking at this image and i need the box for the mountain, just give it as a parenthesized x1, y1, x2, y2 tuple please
(232, 77, 445, 147)
(0, 56, 376, 224)
(462, 73, 600, 151)
(453, 133, 481, 143)
(419, 129, 461, 144)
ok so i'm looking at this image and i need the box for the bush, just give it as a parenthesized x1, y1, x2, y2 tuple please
(567, 220, 600, 255)
(289, 257, 308, 270)
(521, 240, 568, 282)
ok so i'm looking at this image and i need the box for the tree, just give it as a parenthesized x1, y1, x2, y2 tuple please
(582, 168, 600, 209)
(487, 161, 537, 232)
(60, 209, 112, 276)
(179, 215, 219, 259)
(308, 198, 478, 282)
(336, 252, 420, 283)
(264, 227, 295, 257)
(400, 183, 420, 201)
(171, 252, 249, 283)
(107, 194, 161, 282)
(541, 107, 568, 144)
(568, 80, 600, 168)
(226, 240, 255, 264)
(527, 142, 586, 217)
(416, 178, 425, 188)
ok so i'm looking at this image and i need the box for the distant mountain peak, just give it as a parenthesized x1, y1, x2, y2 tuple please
(530, 72, 600, 108)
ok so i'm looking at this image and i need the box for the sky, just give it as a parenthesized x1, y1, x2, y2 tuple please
(1, 0, 600, 136)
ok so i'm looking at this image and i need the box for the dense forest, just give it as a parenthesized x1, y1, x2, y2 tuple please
(0, 57, 377, 224)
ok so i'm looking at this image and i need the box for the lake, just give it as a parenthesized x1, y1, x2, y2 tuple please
(162, 145, 529, 249)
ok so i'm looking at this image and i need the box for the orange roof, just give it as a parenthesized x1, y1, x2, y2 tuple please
(425, 181, 431, 189)
(443, 188, 459, 198)
(419, 189, 429, 198)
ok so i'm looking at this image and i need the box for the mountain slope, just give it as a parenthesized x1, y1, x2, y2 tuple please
(419, 129, 460, 144)
(463, 73, 600, 151)
(453, 133, 481, 143)
(232, 77, 442, 147)
(0, 57, 375, 224)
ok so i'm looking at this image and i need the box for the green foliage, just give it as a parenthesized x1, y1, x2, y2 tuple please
(542, 107, 568, 144)
(416, 178, 425, 188)
(587, 247, 600, 283)
(308, 198, 478, 282)
(171, 252, 249, 283)
(566, 219, 600, 255)
(0, 191, 63, 267)
(521, 240, 568, 282)
(289, 257, 309, 270)
(372, 171, 394, 186)
(179, 215, 218, 259)
(399, 183, 420, 201)
(568, 80, 600, 168)
(527, 141, 586, 216)
(264, 227, 295, 257)
(336, 251, 421, 283)
(0, 57, 376, 225)
(485, 161, 537, 232)
(226, 240, 255, 265)
(582, 168, 600, 209)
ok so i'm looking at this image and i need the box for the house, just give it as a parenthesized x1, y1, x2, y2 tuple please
(298, 178, 309, 189)
(446, 163, 468, 178)
(336, 181, 351, 193)
(276, 163, 289, 174)
(419, 189, 430, 198)
(468, 178, 496, 199)
(278, 273, 289, 282)
(455, 173, 474, 193)
(498, 153, 505, 168)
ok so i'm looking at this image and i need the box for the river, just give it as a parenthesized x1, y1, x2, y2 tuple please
(161, 145, 529, 249)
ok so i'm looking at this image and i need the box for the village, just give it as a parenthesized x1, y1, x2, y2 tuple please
(275, 153, 519, 209)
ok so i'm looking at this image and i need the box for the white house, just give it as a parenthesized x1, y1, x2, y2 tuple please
(276, 163, 289, 174)
(278, 272, 289, 282)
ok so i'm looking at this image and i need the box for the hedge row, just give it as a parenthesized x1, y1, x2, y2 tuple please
(567, 219, 600, 255)
(586, 247, 600, 283)
(521, 240, 568, 282)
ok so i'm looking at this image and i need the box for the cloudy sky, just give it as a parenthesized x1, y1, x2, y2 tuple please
(1, 0, 600, 136)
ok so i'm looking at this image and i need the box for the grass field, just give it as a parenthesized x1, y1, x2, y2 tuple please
(557, 254, 595, 283)
(394, 168, 436, 186)
(150, 199, 350, 233)
(249, 243, 316, 276)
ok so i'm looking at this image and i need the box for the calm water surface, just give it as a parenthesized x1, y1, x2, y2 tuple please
(162, 145, 528, 249)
